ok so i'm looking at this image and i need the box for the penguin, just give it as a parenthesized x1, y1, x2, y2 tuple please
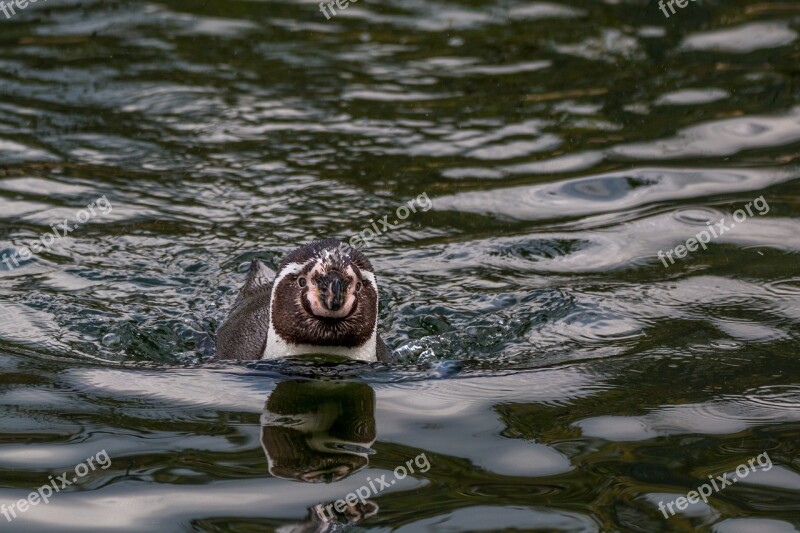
(216, 239, 392, 362)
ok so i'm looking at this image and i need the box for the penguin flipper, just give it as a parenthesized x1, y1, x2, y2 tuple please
(375, 334, 393, 363)
(235, 259, 275, 302)
(216, 260, 274, 360)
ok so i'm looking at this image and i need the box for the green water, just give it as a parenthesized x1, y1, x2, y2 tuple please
(0, 0, 799, 531)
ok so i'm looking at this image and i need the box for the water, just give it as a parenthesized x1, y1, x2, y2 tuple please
(1, 0, 799, 531)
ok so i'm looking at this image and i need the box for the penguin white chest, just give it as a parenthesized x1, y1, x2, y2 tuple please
(263, 322, 378, 362)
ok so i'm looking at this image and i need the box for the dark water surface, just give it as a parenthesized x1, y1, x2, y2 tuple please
(1, 0, 799, 531)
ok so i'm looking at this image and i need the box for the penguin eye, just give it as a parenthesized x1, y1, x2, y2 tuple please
(355, 282, 362, 292)
(297, 276, 307, 288)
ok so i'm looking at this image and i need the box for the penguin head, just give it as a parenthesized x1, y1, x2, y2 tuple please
(270, 239, 379, 348)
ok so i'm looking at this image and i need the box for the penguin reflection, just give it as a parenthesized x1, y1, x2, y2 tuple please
(263, 380, 379, 531)
(261, 380, 376, 483)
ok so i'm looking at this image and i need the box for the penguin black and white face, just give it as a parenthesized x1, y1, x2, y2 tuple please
(301, 259, 361, 319)
(269, 240, 378, 349)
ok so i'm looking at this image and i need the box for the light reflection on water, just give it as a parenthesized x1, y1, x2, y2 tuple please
(0, 0, 799, 530)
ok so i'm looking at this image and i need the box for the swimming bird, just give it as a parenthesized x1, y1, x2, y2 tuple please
(216, 239, 391, 362)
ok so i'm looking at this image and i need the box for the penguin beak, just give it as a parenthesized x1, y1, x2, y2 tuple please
(321, 272, 348, 312)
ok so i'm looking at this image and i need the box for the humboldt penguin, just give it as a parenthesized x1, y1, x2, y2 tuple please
(216, 239, 391, 362)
